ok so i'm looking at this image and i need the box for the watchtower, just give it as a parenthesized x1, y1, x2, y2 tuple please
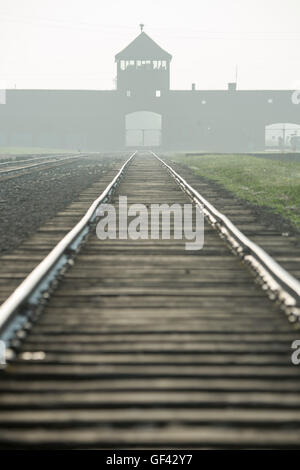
(115, 26, 172, 98)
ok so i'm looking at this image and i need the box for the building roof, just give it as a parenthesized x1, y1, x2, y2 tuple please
(115, 32, 172, 61)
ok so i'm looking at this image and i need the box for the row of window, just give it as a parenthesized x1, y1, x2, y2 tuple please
(120, 60, 168, 71)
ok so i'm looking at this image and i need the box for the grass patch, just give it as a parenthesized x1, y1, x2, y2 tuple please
(171, 153, 300, 229)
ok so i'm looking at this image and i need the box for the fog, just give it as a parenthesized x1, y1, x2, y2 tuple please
(1, 0, 300, 90)
(1, 0, 300, 152)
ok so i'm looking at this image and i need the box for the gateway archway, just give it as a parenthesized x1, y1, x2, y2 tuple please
(125, 111, 162, 147)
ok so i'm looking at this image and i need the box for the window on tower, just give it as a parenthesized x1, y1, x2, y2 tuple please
(120, 60, 136, 70)
(135, 60, 154, 70)
(122, 59, 168, 71)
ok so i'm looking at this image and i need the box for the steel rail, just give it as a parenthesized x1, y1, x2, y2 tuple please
(152, 151, 300, 320)
(0, 151, 136, 346)
(0, 153, 74, 167)
(0, 154, 84, 176)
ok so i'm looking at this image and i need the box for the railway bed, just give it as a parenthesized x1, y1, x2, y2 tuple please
(0, 154, 86, 182)
(0, 152, 299, 449)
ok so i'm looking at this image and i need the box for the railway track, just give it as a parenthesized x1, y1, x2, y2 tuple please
(0, 153, 73, 167)
(0, 154, 84, 181)
(0, 151, 300, 449)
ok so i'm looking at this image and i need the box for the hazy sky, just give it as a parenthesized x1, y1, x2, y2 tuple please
(1, 0, 300, 90)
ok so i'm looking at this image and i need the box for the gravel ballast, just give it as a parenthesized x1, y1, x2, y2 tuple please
(0, 153, 125, 254)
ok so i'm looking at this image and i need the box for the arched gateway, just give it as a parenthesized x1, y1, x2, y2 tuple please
(125, 111, 162, 147)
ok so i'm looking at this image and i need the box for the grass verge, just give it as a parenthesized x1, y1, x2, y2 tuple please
(171, 153, 300, 229)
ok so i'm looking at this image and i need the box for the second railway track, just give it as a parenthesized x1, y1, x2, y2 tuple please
(0, 154, 85, 181)
(0, 152, 300, 449)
